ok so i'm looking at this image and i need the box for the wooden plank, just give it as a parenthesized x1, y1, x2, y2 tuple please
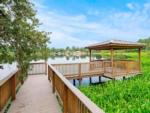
(11, 74, 16, 100)
(52, 71, 55, 93)
(138, 48, 141, 72)
(63, 85, 68, 113)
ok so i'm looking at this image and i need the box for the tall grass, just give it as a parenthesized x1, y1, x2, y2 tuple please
(80, 52, 150, 113)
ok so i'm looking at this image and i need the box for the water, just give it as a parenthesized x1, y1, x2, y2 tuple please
(48, 56, 89, 64)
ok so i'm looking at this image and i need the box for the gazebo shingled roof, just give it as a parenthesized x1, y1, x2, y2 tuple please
(86, 39, 145, 50)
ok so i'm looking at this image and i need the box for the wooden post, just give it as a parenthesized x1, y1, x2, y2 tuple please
(110, 49, 114, 77)
(52, 71, 55, 93)
(89, 49, 92, 83)
(73, 79, 76, 86)
(11, 74, 16, 100)
(48, 67, 52, 82)
(48, 66, 50, 80)
(89, 77, 92, 84)
(89, 49, 92, 62)
(138, 48, 141, 72)
(78, 63, 82, 85)
(45, 62, 47, 75)
(0, 87, 2, 111)
(63, 85, 68, 113)
(123, 76, 126, 80)
(99, 76, 101, 83)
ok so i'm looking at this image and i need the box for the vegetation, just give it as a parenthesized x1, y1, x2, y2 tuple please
(80, 52, 150, 113)
(49, 46, 88, 56)
(0, 0, 50, 83)
(138, 37, 150, 50)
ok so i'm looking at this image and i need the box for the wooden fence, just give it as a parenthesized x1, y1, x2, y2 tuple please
(48, 64, 104, 113)
(52, 60, 140, 79)
(0, 69, 20, 111)
(28, 62, 47, 75)
(52, 61, 104, 79)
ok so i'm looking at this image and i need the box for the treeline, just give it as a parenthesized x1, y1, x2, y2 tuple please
(0, 0, 50, 83)
(49, 46, 88, 56)
(50, 46, 88, 53)
(138, 37, 150, 50)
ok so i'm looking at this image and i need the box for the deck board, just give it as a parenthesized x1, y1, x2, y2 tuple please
(8, 75, 61, 113)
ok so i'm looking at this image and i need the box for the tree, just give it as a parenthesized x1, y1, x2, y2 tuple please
(0, 0, 50, 84)
(138, 37, 150, 50)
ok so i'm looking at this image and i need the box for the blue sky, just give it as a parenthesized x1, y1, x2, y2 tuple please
(32, 0, 150, 48)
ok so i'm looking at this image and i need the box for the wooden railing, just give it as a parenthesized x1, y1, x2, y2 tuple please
(113, 60, 140, 76)
(48, 64, 104, 113)
(28, 62, 47, 75)
(53, 60, 140, 79)
(0, 69, 20, 111)
(52, 61, 104, 79)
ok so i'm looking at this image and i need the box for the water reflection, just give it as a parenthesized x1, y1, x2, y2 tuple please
(48, 55, 90, 64)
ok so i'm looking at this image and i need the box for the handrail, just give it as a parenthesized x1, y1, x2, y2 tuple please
(52, 61, 104, 79)
(52, 60, 140, 79)
(0, 69, 19, 111)
(52, 60, 102, 66)
(48, 64, 104, 113)
(0, 69, 18, 86)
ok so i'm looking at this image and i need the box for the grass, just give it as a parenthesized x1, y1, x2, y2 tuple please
(79, 52, 150, 113)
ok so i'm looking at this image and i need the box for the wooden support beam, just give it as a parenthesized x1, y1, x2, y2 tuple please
(110, 49, 114, 77)
(45, 62, 47, 75)
(73, 79, 76, 86)
(89, 49, 92, 62)
(89, 77, 92, 84)
(123, 76, 126, 80)
(63, 85, 68, 113)
(48, 67, 50, 81)
(99, 76, 101, 83)
(52, 71, 55, 93)
(11, 74, 16, 100)
(0, 87, 2, 111)
(138, 48, 141, 72)
(78, 63, 82, 86)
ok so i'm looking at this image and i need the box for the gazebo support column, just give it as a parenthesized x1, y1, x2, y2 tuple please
(110, 49, 114, 77)
(89, 49, 92, 62)
(89, 49, 92, 83)
(138, 48, 141, 72)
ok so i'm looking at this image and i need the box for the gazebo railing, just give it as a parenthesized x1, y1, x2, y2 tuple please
(114, 60, 140, 74)
(52, 61, 104, 79)
(53, 60, 140, 79)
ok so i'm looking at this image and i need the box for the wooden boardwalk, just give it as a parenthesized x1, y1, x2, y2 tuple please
(8, 75, 61, 113)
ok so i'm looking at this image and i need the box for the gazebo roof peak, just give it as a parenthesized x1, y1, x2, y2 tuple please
(86, 39, 145, 50)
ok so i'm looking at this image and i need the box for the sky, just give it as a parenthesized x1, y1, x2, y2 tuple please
(32, 0, 150, 48)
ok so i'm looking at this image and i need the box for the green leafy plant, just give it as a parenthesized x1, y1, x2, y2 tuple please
(80, 52, 150, 113)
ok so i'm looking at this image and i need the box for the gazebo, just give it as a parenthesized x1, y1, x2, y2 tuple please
(86, 39, 145, 79)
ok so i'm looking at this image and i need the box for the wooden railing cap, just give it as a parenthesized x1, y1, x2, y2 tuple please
(0, 69, 18, 86)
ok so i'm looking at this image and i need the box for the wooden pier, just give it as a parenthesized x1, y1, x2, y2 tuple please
(52, 60, 140, 80)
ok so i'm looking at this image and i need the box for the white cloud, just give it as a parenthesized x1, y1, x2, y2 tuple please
(32, 1, 150, 48)
(126, 3, 135, 10)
